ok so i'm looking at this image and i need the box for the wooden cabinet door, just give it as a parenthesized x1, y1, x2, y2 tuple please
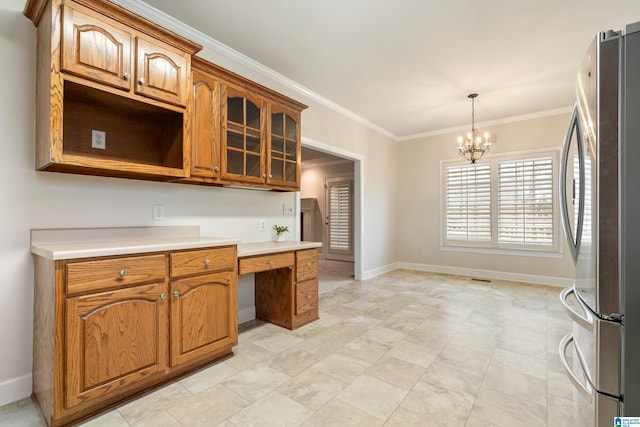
(267, 104, 301, 189)
(61, 5, 132, 91)
(190, 68, 221, 178)
(135, 37, 189, 107)
(221, 85, 266, 184)
(170, 271, 237, 367)
(65, 283, 168, 408)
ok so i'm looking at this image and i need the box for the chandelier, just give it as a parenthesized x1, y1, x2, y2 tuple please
(457, 93, 494, 164)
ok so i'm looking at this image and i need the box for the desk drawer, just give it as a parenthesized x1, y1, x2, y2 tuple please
(296, 249, 318, 282)
(171, 246, 236, 278)
(239, 252, 294, 275)
(295, 279, 318, 315)
(66, 254, 166, 294)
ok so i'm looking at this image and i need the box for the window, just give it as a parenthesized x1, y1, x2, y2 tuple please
(442, 150, 559, 253)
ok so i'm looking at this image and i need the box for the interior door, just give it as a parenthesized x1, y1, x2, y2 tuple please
(325, 178, 353, 261)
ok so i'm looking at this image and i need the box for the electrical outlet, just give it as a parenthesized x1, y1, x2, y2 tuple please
(92, 130, 106, 150)
(259, 219, 266, 231)
(283, 204, 294, 215)
(153, 205, 165, 221)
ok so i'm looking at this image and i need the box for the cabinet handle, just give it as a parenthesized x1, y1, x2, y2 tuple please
(160, 293, 166, 300)
(138, 77, 145, 85)
(123, 72, 130, 80)
(173, 290, 180, 297)
(119, 269, 127, 277)
(204, 258, 211, 265)
(268, 260, 274, 267)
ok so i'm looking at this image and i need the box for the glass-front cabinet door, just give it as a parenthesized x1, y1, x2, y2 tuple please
(221, 85, 265, 184)
(267, 104, 300, 189)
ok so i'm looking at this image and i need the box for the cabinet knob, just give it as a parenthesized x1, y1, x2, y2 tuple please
(204, 258, 211, 265)
(138, 77, 145, 85)
(306, 294, 312, 300)
(173, 290, 180, 297)
(123, 72, 130, 80)
(268, 174, 273, 179)
(268, 260, 274, 267)
(119, 269, 127, 277)
(160, 293, 166, 300)
(262, 174, 267, 178)
(214, 166, 219, 172)
(306, 262, 311, 267)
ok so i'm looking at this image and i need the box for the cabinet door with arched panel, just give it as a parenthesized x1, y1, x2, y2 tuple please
(267, 103, 301, 189)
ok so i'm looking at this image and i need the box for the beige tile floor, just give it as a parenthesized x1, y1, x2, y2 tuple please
(0, 269, 584, 427)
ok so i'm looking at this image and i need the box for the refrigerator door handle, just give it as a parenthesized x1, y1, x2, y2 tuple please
(559, 333, 594, 399)
(559, 104, 585, 263)
(559, 285, 594, 331)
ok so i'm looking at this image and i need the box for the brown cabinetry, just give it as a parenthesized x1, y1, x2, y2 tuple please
(32, 245, 237, 427)
(240, 248, 318, 330)
(188, 57, 307, 190)
(25, 0, 201, 180)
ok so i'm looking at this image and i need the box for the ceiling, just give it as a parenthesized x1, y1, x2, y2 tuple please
(140, 0, 640, 140)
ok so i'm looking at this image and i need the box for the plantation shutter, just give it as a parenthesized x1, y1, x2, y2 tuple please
(498, 157, 554, 245)
(445, 164, 491, 241)
(328, 181, 352, 252)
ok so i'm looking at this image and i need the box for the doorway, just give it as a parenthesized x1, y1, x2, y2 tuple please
(299, 140, 361, 289)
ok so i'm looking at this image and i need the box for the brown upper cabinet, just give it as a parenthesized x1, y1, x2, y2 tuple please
(25, 0, 307, 190)
(189, 57, 307, 191)
(24, 0, 201, 180)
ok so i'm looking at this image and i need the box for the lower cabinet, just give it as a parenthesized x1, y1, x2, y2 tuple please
(32, 246, 237, 427)
(170, 271, 237, 366)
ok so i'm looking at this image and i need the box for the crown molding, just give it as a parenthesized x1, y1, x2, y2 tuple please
(111, 0, 398, 141)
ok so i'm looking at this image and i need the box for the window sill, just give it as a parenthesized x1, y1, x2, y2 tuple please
(440, 245, 564, 259)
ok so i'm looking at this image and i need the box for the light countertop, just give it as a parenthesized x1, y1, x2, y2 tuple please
(30, 226, 322, 260)
(237, 241, 322, 258)
(31, 226, 240, 260)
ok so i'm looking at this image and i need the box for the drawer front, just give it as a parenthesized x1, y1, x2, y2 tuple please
(296, 249, 318, 282)
(239, 252, 294, 275)
(295, 279, 318, 315)
(170, 246, 236, 278)
(66, 254, 166, 294)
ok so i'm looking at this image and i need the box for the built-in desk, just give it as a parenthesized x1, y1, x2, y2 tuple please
(238, 241, 322, 330)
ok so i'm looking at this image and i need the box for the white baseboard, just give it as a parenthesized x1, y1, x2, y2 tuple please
(238, 306, 256, 324)
(0, 373, 31, 406)
(396, 262, 572, 288)
(362, 262, 398, 280)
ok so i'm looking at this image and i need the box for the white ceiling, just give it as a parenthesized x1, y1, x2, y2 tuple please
(139, 0, 640, 140)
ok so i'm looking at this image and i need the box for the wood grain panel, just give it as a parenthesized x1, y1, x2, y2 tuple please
(65, 282, 168, 408)
(170, 271, 237, 366)
(66, 254, 166, 294)
(295, 279, 318, 315)
(61, 5, 132, 91)
(170, 246, 236, 278)
(190, 68, 220, 178)
(295, 249, 318, 282)
(255, 269, 293, 329)
(238, 252, 294, 276)
(135, 37, 189, 107)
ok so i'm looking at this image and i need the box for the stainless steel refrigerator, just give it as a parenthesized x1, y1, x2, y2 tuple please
(559, 22, 640, 426)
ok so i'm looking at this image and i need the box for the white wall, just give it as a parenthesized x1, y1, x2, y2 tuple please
(396, 113, 576, 285)
(0, 0, 398, 404)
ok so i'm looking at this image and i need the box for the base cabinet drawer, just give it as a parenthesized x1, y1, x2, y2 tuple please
(295, 280, 318, 315)
(239, 252, 294, 275)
